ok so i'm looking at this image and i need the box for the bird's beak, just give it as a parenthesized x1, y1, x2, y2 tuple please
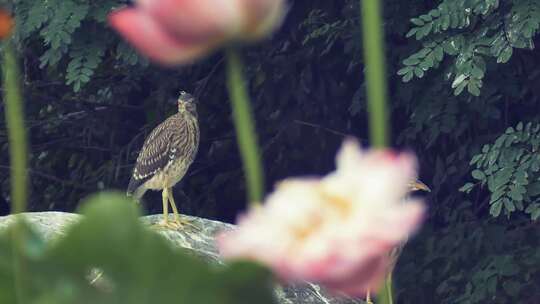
(409, 179, 431, 192)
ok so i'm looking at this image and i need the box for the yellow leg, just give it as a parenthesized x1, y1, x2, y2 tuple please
(155, 188, 182, 229)
(167, 187, 181, 225)
(167, 188, 199, 230)
(162, 188, 169, 225)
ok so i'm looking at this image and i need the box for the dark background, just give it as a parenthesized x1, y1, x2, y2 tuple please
(0, 0, 539, 302)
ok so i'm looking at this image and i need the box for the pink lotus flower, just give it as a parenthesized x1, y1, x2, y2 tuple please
(108, 0, 286, 65)
(218, 139, 425, 296)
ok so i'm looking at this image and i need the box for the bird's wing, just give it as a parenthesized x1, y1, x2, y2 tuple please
(127, 114, 199, 196)
(127, 118, 176, 195)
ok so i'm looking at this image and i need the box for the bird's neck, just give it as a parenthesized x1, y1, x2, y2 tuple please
(176, 110, 198, 123)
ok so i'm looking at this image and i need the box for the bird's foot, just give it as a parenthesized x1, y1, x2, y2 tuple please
(156, 219, 182, 230)
(176, 217, 201, 231)
(155, 217, 200, 231)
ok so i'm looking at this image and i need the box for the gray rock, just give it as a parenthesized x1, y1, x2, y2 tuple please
(0, 212, 362, 304)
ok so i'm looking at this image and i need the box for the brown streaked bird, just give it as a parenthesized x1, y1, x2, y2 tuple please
(366, 179, 430, 304)
(127, 91, 199, 228)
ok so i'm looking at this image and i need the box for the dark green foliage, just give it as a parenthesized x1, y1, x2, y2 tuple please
(399, 0, 540, 96)
(66, 41, 104, 92)
(13, 0, 120, 91)
(0, 193, 277, 304)
(463, 122, 540, 219)
(398, 217, 540, 304)
(1, 0, 540, 302)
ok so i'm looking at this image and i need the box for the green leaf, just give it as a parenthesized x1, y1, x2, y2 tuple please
(497, 46, 513, 63)
(414, 67, 425, 78)
(514, 170, 528, 185)
(525, 203, 540, 220)
(490, 200, 503, 217)
(405, 28, 418, 38)
(472, 169, 486, 180)
(420, 53, 434, 69)
(490, 167, 513, 191)
(487, 149, 500, 166)
(441, 12, 451, 30)
(434, 46, 444, 61)
(489, 188, 505, 203)
(429, 9, 440, 18)
(419, 14, 432, 22)
(508, 184, 526, 202)
(403, 56, 421, 66)
(470, 66, 484, 79)
(453, 81, 467, 96)
(503, 198, 516, 212)
(411, 18, 425, 26)
(402, 70, 414, 82)
(459, 182, 475, 193)
(451, 74, 467, 88)
(467, 81, 481, 96)
(470, 154, 483, 165)
(0, 193, 278, 304)
(397, 66, 412, 76)
(494, 135, 507, 148)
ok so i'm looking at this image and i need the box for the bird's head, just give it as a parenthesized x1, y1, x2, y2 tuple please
(177, 91, 197, 116)
(408, 179, 431, 192)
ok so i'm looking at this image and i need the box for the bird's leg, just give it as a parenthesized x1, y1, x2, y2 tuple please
(168, 187, 181, 225)
(161, 187, 170, 226)
(156, 188, 182, 229)
(167, 188, 199, 230)
(152, 188, 178, 230)
(156, 187, 182, 229)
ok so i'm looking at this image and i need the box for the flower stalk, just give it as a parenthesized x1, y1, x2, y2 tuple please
(360, 0, 393, 303)
(225, 47, 264, 205)
(3, 40, 29, 303)
(361, 0, 390, 149)
(2, 41, 27, 214)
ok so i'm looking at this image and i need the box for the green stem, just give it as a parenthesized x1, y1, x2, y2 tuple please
(225, 47, 264, 206)
(360, 0, 390, 148)
(3, 42, 29, 303)
(3, 43, 27, 214)
(378, 272, 394, 304)
(387, 274, 394, 304)
(360, 1, 393, 303)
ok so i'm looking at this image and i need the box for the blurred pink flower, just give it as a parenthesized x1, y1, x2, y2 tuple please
(218, 139, 425, 296)
(108, 0, 286, 65)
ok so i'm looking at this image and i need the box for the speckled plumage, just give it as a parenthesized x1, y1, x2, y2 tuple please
(127, 93, 199, 201)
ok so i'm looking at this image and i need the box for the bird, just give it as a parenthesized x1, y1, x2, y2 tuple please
(365, 179, 430, 304)
(127, 91, 199, 229)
